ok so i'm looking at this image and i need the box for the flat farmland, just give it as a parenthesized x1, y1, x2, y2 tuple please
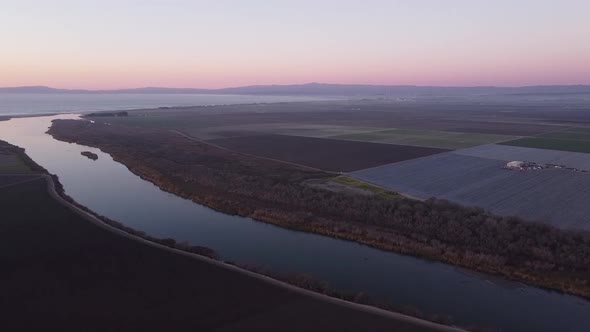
(272, 125, 385, 138)
(560, 127, 590, 134)
(208, 134, 448, 172)
(180, 123, 385, 140)
(330, 128, 518, 149)
(537, 130, 590, 141)
(454, 144, 590, 171)
(351, 153, 590, 231)
(0, 154, 31, 173)
(501, 137, 590, 154)
(445, 122, 564, 136)
(499, 127, 590, 153)
(0, 175, 39, 186)
(90, 100, 577, 138)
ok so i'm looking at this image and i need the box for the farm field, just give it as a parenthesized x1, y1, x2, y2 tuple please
(500, 127, 590, 153)
(180, 123, 385, 140)
(208, 134, 449, 172)
(442, 121, 564, 136)
(85, 100, 590, 173)
(81, 100, 590, 231)
(501, 137, 590, 154)
(92, 100, 577, 137)
(49, 117, 590, 302)
(454, 144, 590, 171)
(0, 174, 39, 186)
(351, 153, 590, 231)
(329, 128, 518, 149)
(558, 127, 590, 134)
(0, 143, 33, 173)
(502, 127, 590, 153)
(537, 130, 590, 141)
(0, 154, 31, 173)
(265, 125, 384, 138)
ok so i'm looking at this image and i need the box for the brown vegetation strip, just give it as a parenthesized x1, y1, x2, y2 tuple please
(48, 120, 590, 299)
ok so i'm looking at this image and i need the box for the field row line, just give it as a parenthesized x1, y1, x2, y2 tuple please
(0, 175, 45, 189)
(317, 130, 523, 150)
(528, 125, 578, 138)
(525, 135, 590, 143)
(170, 130, 335, 174)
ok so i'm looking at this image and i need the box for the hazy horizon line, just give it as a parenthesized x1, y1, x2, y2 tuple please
(3, 82, 590, 91)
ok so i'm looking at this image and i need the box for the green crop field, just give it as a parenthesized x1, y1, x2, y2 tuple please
(501, 137, 590, 154)
(182, 124, 384, 140)
(535, 130, 590, 142)
(330, 128, 518, 149)
(273, 125, 385, 138)
(560, 127, 590, 134)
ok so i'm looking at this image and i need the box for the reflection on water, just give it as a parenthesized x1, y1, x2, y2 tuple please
(1, 114, 589, 332)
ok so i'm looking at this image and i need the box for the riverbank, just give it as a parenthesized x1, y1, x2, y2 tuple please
(1, 140, 466, 332)
(48, 119, 590, 299)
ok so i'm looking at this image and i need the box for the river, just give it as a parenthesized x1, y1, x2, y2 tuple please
(1, 114, 589, 332)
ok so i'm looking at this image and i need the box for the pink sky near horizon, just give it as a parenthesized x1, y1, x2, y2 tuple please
(2, 0, 590, 89)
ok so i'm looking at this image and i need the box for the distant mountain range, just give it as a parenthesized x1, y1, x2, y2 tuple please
(2, 83, 590, 97)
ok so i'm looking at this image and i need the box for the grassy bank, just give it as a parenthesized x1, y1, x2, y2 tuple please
(333, 176, 399, 198)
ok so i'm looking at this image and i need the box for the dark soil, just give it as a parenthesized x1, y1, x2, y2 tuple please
(209, 134, 448, 172)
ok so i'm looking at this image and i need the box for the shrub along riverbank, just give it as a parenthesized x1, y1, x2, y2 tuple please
(48, 119, 590, 299)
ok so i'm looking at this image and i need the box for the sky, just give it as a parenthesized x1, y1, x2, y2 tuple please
(1, 0, 589, 89)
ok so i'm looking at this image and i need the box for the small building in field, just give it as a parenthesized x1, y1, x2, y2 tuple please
(506, 161, 525, 170)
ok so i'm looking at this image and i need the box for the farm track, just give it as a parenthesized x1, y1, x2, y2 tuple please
(171, 130, 331, 173)
(0, 174, 45, 189)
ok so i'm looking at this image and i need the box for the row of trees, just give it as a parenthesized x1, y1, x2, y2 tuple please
(49, 119, 590, 297)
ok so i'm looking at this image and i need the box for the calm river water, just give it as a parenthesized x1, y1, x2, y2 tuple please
(1, 114, 589, 332)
